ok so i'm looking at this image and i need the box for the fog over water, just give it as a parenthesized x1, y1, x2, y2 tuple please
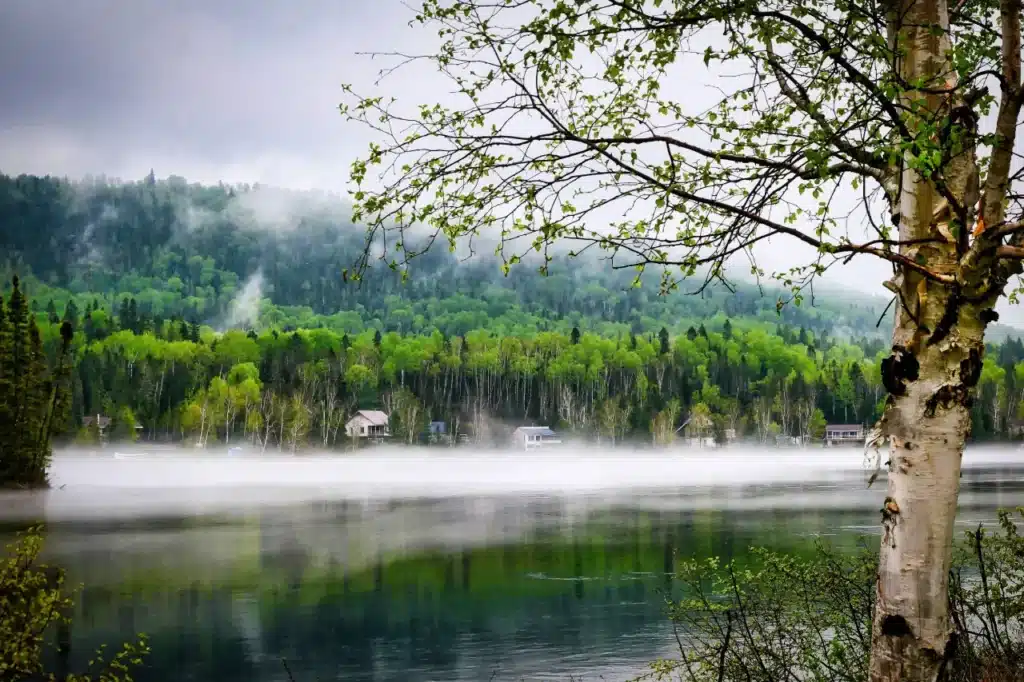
(2, 444, 1022, 523)
(3, 445, 1023, 682)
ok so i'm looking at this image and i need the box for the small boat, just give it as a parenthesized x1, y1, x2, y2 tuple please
(113, 452, 146, 460)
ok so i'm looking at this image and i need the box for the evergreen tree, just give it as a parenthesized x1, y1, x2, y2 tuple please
(658, 327, 670, 355)
(0, 278, 74, 488)
(118, 298, 131, 330)
(46, 300, 59, 325)
(62, 299, 78, 329)
(570, 327, 581, 345)
(127, 298, 139, 333)
(0, 295, 10, 463)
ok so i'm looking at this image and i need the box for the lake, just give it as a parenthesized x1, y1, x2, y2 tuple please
(2, 446, 1023, 682)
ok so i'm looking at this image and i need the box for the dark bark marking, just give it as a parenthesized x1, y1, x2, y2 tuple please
(925, 383, 972, 417)
(880, 614, 913, 637)
(980, 308, 999, 324)
(927, 288, 962, 347)
(881, 497, 900, 548)
(959, 347, 982, 388)
(881, 345, 920, 396)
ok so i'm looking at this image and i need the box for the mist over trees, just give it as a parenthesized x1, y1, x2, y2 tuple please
(4, 172, 1024, 449)
(0, 171, 893, 339)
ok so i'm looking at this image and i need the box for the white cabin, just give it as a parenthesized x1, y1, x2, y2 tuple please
(825, 423, 865, 447)
(512, 426, 562, 451)
(345, 410, 391, 440)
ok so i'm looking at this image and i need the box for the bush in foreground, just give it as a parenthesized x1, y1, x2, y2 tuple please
(648, 509, 1024, 682)
(0, 528, 148, 681)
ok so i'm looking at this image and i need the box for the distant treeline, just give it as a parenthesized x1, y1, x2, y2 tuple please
(3, 171, 1024, 449)
(15, 292, 1024, 450)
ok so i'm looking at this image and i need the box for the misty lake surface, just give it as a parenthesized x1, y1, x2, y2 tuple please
(2, 447, 1024, 682)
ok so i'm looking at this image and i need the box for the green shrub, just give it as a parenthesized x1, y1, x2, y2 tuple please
(0, 528, 148, 681)
(646, 509, 1024, 682)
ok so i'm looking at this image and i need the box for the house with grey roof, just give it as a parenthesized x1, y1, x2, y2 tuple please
(511, 426, 562, 451)
(345, 410, 391, 441)
(825, 423, 865, 447)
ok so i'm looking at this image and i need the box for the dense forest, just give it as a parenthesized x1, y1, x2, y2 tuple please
(3, 171, 1024, 447)
(0, 171, 900, 339)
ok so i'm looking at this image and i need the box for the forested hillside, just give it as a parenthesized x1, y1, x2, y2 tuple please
(3, 172, 1024, 447)
(0, 172, 895, 339)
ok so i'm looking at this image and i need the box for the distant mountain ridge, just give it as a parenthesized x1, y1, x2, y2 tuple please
(0, 171, 1020, 342)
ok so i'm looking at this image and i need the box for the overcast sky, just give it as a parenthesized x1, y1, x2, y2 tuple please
(6, 0, 1024, 324)
(0, 0, 405, 188)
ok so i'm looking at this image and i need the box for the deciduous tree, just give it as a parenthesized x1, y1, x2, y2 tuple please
(340, 1, 1024, 676)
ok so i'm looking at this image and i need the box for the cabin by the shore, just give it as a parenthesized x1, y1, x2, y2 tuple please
(824, 423, 865, 447)
(345, 410, 390, 442)
(511, 426, 562, 451)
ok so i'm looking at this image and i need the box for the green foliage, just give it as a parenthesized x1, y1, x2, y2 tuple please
(0, 277, 74, 487)
(2, 173, 1024, 446)
(110, 406, 139, 442)
(12, 295, 1024, 448)
(647, 511, 1024, 682)
(949, 509, 1024, 679)
(0, 172, 899, 343)
(667, 542, 875, 681)
(0, 528, 148, 681)
(337, 0, 1011, 299)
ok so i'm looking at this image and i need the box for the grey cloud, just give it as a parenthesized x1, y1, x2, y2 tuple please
(0, 0, 408, 186)
(2, 0, 1023, 325)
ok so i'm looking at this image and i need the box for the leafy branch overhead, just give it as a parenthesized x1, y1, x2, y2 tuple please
(341, 0, 1024, 298)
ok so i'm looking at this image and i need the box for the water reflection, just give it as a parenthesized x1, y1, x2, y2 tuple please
(0, 447, 1020, 681)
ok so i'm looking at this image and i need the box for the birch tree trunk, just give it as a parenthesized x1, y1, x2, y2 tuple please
(870, 1, 985, 678)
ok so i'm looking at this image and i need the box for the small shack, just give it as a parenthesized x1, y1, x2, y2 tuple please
(825, 424, 865, 447)
(345, 410, 391, 442)
(511, 426, 562, 451)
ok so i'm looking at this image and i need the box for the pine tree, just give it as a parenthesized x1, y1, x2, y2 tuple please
(62, 299, 79, 329)
(45, 300, 59, 325)
(127, 298, 139, 333)
(118, 298, 131, 331)
(0, 278, 74, 488)
(0, 295, 12, 475)
(658, 327, 670, 355)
